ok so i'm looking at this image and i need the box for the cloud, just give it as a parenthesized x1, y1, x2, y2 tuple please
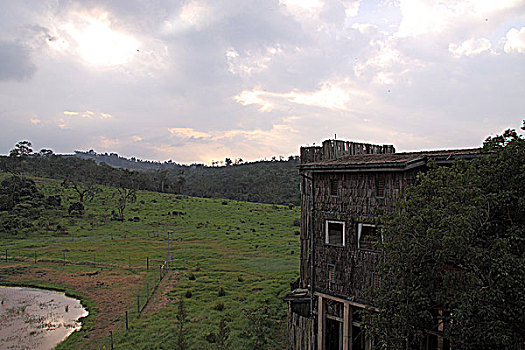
(504, 26, 525, 53)
(226, 45, 283, 75)
(163, 123, 300, 163)
(0, 41, 36, 81)
(396, 0, 525, 38)
(168, 128, 212, 139)
(179, 1, 212, 29)
(235, 80, 369, 112)
(449, 38, 492, 57)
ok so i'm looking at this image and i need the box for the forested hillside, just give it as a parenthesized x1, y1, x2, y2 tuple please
(181, 160, 299, 205)
(1, 142, 300, 205)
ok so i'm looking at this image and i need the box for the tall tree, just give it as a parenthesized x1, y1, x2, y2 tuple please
(365, 127, 525, 349)
(113, 169, 139, 221)
(9, 140, 33, 158)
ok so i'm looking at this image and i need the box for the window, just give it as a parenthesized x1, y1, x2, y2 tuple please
(327, 264, 336, 283)
(376, 177, 385, 197)
(325, 221, 345, 246)
(371, 272, 381, 289)
(357, 223, 381, 250)
(330, 179, 339, 196)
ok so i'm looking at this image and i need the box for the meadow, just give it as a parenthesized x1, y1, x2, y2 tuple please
(0, 175, 300, 349)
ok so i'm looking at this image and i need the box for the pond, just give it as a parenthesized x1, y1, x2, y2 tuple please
(0, 286, 88, 350)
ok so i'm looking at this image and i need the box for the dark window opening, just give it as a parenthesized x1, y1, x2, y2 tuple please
(330, 179, 339, 196)
(376, 177, 385, 197)
(326, 318, 343, 350)
(326, 221, 345, 246)
(358, 224, 381, 250)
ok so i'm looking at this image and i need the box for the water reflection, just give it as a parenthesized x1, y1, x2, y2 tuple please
(0, 286, 88, 350)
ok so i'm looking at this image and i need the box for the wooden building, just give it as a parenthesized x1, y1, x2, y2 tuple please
(285, 139, 478, 350)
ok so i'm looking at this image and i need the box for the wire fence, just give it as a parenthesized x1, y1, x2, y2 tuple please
(1, 248, 186, 349)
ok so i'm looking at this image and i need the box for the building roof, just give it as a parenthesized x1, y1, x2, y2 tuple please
(299, 148, 480, 172)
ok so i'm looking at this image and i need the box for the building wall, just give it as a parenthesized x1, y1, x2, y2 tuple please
(302, 170, 418, 299)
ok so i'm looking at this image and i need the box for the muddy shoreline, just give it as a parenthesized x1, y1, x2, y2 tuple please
(0, 286, 88, 350)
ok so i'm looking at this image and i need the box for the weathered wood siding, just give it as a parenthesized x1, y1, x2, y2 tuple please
(307, 170, 418, 299)
(287, 303, 314, 350)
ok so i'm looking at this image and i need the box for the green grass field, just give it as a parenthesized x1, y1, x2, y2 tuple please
(0, 176, 300, 349)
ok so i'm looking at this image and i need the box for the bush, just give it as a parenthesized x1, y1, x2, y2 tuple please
(218, 287, 226, 297)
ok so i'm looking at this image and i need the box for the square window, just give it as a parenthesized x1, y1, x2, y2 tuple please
(325, 221, 345, 246)
(357, 223, 381, 250)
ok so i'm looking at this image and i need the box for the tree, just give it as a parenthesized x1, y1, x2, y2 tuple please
(9, 141, 33, 158)
(215, 317, 231, 350)
(176, 169, 186, 194)
(365, 126, 525, 349)
(154, 169, 171, 193)
(176, 299, 188, 350)
(113, 170, 138, 221)
(60, 159, 102, 204)
(38, 148, 54, 157)
(225, 158, 232, 167)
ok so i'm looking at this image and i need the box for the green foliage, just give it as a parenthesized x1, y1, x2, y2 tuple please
(0, 175, 42, 211)
(365, 127, 525, 349)
(1, 141, 300, 205)
(240, 305, 284, 350)
(176, 299, 188, 350)
(0, 171, 300, 349)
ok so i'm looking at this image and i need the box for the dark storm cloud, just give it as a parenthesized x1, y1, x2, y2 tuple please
(0, 41, 36, 81)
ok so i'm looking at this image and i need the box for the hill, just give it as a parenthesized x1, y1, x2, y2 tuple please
(2, 143, 300, 205)
(0, 172, 300, 349)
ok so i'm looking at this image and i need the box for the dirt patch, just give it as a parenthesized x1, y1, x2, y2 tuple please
(142, 270, 179, 314)
(1, 263, 142, 345)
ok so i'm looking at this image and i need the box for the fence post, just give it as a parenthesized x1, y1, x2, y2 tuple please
(110, 330, 113, 350)
(126, 310, 129, 330)
(147, 256, 149, 271)
(159, 265, 162, 280)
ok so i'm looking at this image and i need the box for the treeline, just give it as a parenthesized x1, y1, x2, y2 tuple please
(1, 141, 300, 205)
(180, 160, 300, 205)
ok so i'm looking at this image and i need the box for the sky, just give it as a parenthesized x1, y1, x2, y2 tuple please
(0, 0, 524, 164)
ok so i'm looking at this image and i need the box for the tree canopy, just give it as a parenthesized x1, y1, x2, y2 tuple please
(366, 125, 525, 349)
